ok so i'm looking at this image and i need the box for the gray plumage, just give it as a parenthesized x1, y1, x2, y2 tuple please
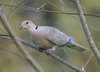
(20, 20, 88, 51)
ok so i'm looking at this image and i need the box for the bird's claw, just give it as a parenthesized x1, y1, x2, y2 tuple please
(44, 49, 52, 55)
(44, 46, 56, 55)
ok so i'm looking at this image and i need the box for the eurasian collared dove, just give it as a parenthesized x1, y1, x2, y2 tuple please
(20, 20, 88, 52)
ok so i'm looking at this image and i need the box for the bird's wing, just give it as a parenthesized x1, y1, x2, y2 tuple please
(37, 26, 68, 46)
(30, 31, 53, 49)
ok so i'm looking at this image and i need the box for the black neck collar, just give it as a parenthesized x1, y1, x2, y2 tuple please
(35, 25, 38, 30)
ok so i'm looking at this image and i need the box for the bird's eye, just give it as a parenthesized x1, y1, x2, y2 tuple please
(26, 22, 29, 24)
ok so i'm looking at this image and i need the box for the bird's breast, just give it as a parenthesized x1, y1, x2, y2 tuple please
(30, 32, 53, 49)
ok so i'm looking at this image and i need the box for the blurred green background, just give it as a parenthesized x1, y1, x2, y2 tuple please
(0, 0, 100, 72)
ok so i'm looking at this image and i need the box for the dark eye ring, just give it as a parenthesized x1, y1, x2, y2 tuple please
(26, 22, 29, 24)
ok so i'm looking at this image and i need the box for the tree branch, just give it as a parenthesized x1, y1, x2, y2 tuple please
(19, 38, 82, 72)
(0, 8, 44, 72)
(0, 35, 82, 72)
(0, 34, 9, 36)
(0, 3, 100, 17)
(41, 10, 100, 17)
(73, 0, 100, 64)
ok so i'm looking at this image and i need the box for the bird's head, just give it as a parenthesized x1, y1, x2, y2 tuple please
(20, 20, 38, 30)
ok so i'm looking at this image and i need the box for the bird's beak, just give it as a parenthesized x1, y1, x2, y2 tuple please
(19, 25, 24, 30)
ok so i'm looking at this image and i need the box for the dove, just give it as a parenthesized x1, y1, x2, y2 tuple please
(20, 20, 88, 52)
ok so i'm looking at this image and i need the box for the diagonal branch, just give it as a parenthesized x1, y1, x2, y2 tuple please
(0, 8, 44, 72)
(73, 0, 100, 64)
(0, 35, 82, 72)
(20, 38, 82, 72)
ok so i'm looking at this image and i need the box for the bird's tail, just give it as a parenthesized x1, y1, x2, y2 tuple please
(66, 37, 88, 51)
(70, 41, 88, 51)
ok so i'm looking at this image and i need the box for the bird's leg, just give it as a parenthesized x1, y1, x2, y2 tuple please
(45, 46, 57, 55)
(37, 48, 44, 52)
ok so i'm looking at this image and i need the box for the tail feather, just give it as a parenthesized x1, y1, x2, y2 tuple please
(70, 41, 88, 51)
(66, 36, 88, 51)
(66, 40, 88, 51)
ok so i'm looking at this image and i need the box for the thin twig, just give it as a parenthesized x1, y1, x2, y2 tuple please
(0, 3, 100, 17)
(0, 35, 82, 72)
(73, 0, 100, 64)
(47, 52, 81, 72)
(83, 54, 93, 72)
(0, 34, 9, 36)
(41, 10, 100, 17)
(0, 8, 44, 72)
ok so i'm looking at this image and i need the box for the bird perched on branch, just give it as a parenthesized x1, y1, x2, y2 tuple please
(20, 20, 88, 53)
